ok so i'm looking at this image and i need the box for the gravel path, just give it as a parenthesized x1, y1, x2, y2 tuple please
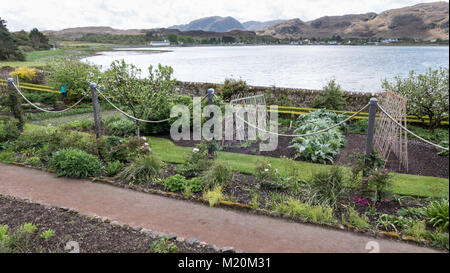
(0, 163, 442, 253)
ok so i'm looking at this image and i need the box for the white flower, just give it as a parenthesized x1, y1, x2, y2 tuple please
(193, 148, 200, 153)
(141, 136, 147, 141)
(144, 142, 149, 146)
(264, 169, 269, 172)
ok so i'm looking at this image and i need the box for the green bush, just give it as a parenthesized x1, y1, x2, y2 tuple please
(289, 109, 347, 163)
(254, 160, 287, 190)
(342, 206, 371, 229)
(50, 148, 101, 178)
(203, 186, 223, 207)
(0, 151, 14, 163)
(118, 154, 161, 184)
(105, 118, 136, 137)
(0, 119, 21, 143)
(24, 156, 42, 167)
(425, 198, 449, 232)
(313, 79, 346, 110)
(164, 174, 187, 192)
(185, 177, 203, 193)
(177, 142, 213, 177)
(48, 59, 101, 98)
(201, 161, 233, 190)
(274, 198, 335, 224)
(219, 78, 249, 101)
(309, 167, 346, 208)
(104, 161, 124, 177)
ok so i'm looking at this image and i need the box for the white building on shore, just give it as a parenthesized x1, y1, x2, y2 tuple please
(150, 40, 170, 46)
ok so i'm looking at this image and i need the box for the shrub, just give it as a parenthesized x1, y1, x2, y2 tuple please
(103, 136, 129, 163)
(104, 161, 124, 177)
(203, 186, 223, 207)
(382, 67, 449, 132)
(201, 161, 233, 190)
(0, 119, 21, 143)
(403, 220, 427, 240)
(24, 156, 42, 167)
(219, 78, 249, 101)
(118, 154, 161, 184)
(177, 142, 213, 177)
(254, 160, 284, 189)
(48, 59, 101, 97)
(164, 174, 187, 192)
(9, 67, 37, 83)
(105, 118, 136, 137)
(309, 167, 346, 208)
(425, 198, 449, 232)
(185, 177, 203, 193)
(313, 79, 346, 110)
(289, 109, 347, 163)
(366, 168, 393, 202)
(50, 148, 102, 178)
(0, 151, 14, 163)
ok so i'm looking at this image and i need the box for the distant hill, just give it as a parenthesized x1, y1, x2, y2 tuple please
(43, 26, 145, 39)
(168, 16, 245, 32)
(260, 2, 449, 40)
(242, 20, 284, 31)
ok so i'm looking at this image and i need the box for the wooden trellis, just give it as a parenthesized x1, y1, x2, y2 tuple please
(374, 91, 408, 171)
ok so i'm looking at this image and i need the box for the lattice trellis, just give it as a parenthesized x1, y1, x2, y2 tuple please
(374, 91, 408, 172)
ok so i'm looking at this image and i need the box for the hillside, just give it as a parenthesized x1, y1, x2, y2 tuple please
(242, 20, 284, 31)
(260, 2, 449, 40)
(168, 16, 245, 32)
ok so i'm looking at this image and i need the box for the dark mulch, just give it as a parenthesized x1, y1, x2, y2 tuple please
(335, 134, 449, 178)
(167, 132, 449, 178)
(0, 196, 213, 253)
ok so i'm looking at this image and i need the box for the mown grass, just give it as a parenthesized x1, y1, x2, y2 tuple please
(149, 137, 449, 198)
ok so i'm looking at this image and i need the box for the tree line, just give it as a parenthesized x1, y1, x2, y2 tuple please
(0, 17, 51, 61)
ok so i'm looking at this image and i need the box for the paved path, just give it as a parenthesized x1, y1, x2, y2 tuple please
(0, 163, 441, 253)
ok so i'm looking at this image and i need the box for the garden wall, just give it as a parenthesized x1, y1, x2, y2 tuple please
(175, 81, 377, 112)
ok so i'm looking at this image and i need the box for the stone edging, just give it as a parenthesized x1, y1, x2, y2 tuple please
(7, 162, 439, 250)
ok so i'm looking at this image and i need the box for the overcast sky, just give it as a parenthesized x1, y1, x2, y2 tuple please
(1, 0, 447, 32)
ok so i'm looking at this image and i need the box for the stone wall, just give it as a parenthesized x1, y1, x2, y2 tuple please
(175, 81, 377, 112)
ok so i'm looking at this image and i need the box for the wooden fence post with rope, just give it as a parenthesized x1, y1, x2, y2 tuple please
(90, 83, 102, 139)
(7, 78, 25, 132)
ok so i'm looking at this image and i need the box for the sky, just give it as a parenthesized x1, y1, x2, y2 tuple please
(0, 0, 447, 32)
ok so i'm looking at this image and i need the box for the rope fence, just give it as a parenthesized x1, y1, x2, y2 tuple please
(11, 82, 87, 114)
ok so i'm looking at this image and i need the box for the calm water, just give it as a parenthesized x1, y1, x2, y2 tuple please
(84, 45, 449, 93)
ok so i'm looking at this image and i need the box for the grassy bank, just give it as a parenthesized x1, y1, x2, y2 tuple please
(0, 43, 114, 68)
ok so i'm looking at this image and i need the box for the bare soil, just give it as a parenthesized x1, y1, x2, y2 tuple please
(0, 195, 212, 253)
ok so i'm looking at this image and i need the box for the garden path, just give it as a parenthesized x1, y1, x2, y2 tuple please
(0, 163, 441, 253)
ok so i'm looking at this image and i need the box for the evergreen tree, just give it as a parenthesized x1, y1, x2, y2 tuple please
(0, 17, 25, 61)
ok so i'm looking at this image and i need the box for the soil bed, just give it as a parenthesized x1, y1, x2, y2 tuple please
(0, 195, 213, 253)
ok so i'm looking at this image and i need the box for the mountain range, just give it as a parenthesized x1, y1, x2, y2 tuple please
(44, 2, 449, 41)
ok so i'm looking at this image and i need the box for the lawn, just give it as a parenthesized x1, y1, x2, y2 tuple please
(149, 136, 449, 198)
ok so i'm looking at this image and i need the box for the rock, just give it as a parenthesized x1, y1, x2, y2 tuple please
(140, 228, 153, 235)
(156, 232, 167, 238)
(208, 244, 220, 252)
(60, 206, 69, 211)
(221, 246, 235, 253)
(270, 211, 281, 217)
(111, 221, 120, 227)
(176, 237, 185, 243)
(199, 242, 208, 248)
(187, 238, 200, 245)
(167, 234, 177, 240)
(132, 226, 143, 232)
(338, 224, 345, 230)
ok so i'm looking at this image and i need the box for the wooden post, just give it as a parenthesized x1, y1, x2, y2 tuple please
(7, 78, 24, 132)
(365, 98, 378, 168)
(90, 83, 102, 138)
(207, 88, 215, 156)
